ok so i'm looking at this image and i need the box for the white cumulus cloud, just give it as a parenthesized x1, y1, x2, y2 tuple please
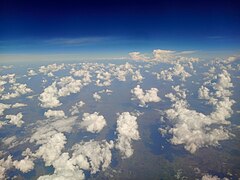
(0, 103, 11, 116)
(5, 113, 24, 127)
(93, 92, 101, 102)
(162, 70, 235, 153)
(13, 156, 34, 173)
(155, 63, 191, 81)
(39, 82, 61, 108)
(1, 83, 33, 100)
(131, 85, 161, 107)
(69, 101, 85, 115)
(115, 112, 140, 158)
(44, 110, 66, 119)
(129, 52, 149, 61)
(80, 112, 107, 133)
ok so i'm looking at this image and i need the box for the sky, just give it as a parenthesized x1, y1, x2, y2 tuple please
(0, 0, 240, 59)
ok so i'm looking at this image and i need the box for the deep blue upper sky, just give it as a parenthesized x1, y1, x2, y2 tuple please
(0, 0, 240, 57)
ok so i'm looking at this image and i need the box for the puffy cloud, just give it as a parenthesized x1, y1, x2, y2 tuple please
(132, 70, 144, 82)
(70, 68, 92, 85)
(27, 69, 37, 76)
(0, 74, 16, 86)
(129, 49, 199, 64)
(11, 83, 32, 95)
(0, 65, 13, 70)
(162, 70, 235, 153)
(131, 85, 161, 107)
(212, 70, 233, 98)
(155, 63, 191, 81)
(98, 89, 113, 95)
(13, 156, 34, 173)
(109, 62, 134, 82)
(1, 93, 19, 100)
(69, 101, 85, 115)
(0, 79, 6, 88)
(153, 49, 199, 63)
(96, 79, 111, 87)
(129, 52, 149, 61)
(39, 63, 64, 76)
(29, 116, 78, 168)
(164, 100, 231, 153)
(80, 112, 107, 133)
(44, 110, 66, 119)
(11, 103, 27, 108)
(116, 70, 128, 81)
(93, 92, 101, 102)
(35, 132, 67, 166)
(0, 103, 11, 116)
(198, 86, 210, 100)
(0, 121, 6, 128)
(30, 116, 78, 145)
(1, 83, 33, 100)
(57, 76, 82, 97)
(38, 166, 85, 180)
(29, 110, 112, 179)
(5, 113, 24, 127)
(39, 76, 84, 108)
(71, 140, 114, 174)
(221, 55, 240, 64)
(38, 140, 113, 179)
(95, 70, 112, 87)
(115, 112, 140, 158)
(0, 86, 5, 94)
(0, 155, 13, 179)
(201, 174, 228, 180)
(39, 82, 61, 108)
(153, 49, 175, 62)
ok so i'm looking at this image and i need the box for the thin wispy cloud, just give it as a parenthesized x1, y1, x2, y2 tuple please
(176, 50, 197, 55)
(45, 37, 111, 46)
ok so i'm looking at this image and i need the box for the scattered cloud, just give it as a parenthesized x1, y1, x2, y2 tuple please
(80, 112, 107, 133)
(1, 83, 32, 100)
(93, 92, 101, 102)
(27, 69, 37, 76)
(0, 155, 13, 179)
(39, 82, 61, 108)
(71, 140, 114, 173)
(5, 113, 24, 127)
(12, 103, 27, 108)
(35, 132, 67, 166)
(69, 101, 85, 115)
(13, 156, 34, 173)
(44, 110, 66, 119)
(129, 52, 149, 61)
(131, 85, 161, 107)
(38, 139, 114, 179)
(0, 59, 239, 179)
(132, 70, 144, 82)
(154, 63, 191, 81)
(129, 49, 199, 63)
(115, 112, 140, 158)
(39, 63, 64, 76)
(57, 76, 82, 96)
(201, 174, 226, 180)
(0, 103, 11, 116)
(162, 70, 235, 153)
